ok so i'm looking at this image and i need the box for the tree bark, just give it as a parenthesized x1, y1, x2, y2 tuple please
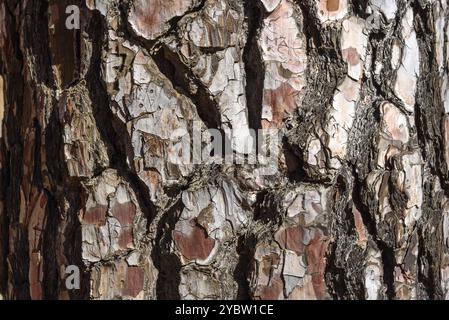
(0, 0, 449, 300)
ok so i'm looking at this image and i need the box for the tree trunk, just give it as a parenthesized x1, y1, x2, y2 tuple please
(0, 0, 448, 300)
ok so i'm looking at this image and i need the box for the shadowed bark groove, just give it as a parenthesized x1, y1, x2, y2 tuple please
(243, 0, 264, 131)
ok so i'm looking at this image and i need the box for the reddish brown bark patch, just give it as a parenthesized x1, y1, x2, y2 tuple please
(173, 219, 215, 261)
(327, 0, 340, 12)
(444, 116, 449, 167)
(261, 253, 281, 277)
(29, 253, 43, 300)
(256, 275, 283, 300)
(264, 82, 299, 127)
(305, 232, 329, 299)
(122, 266, 144, 297)
(275, 226, 304, 255)
(81, 204, 107, 226)
(145, 135, 165, 157)
(131, 0, 162, 39)
(129, 0, 195, 40)
(352, 206, 367, 242)
(118, 228, 134, 249)
(342, 47, 360, 66)
(112, 201, 136, 226)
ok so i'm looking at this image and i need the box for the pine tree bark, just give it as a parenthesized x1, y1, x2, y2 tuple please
(0, 0, 449, 300)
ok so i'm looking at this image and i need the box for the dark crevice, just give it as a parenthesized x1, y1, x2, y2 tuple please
(368, 31, 393, 103)
(416, 179, 444, 299)
(295, 0, 323, 52)
(324, 175, 363, 299)
(233, 234, 257, 299)
(151, 45, 222, 130)
(34, 117, 59, 300)
(41, 192, 60, 300)
(376, 240, 396, 299)
(283, 137, 323, 184)
(151, 200, 183, 300)
(63, 186, 91, 300)
(24, 0, 55, 87)
(9, 226, 31, 299)
(325, 242, 349, 299)
(243, 0, 264, 132)
(253, 191, 283, 227)
(351, 0, 370, 19)
(351, 169, 396, 299)
(417, 223, 436, 299)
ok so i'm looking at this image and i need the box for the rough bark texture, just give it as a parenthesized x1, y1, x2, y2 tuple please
(0, 0, 449, 300)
